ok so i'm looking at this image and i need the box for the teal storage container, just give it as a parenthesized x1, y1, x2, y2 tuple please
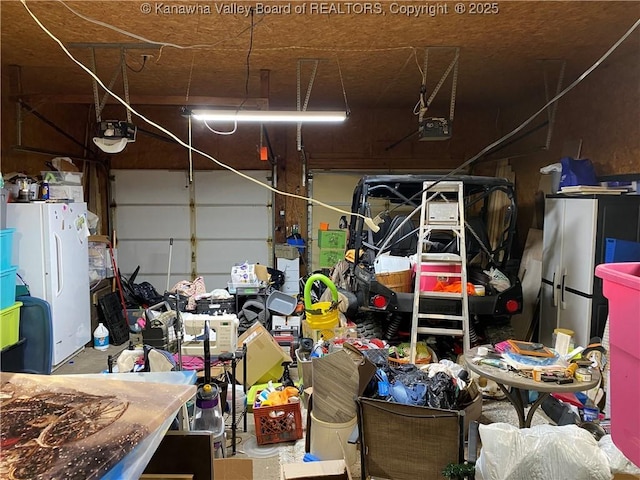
(0, 266, 17, 310)
(0, 228, 15, 270)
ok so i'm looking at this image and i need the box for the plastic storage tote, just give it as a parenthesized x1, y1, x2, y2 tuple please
(0, 266, 17, 310)
(594, 262, 640, 467)
(0, 301, 22, 349)
(0, 228, 15, 270)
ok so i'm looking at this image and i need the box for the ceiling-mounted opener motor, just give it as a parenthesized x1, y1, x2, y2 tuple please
(416, 47, 460, 141)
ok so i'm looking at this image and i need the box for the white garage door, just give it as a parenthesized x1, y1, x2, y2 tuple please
(111, 169, 272, 292)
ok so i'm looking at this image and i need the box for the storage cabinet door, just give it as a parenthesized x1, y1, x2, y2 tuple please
(541, 198, 564, 283)
(560, 199, 597, 296)
(539, 281, 559, 346)
(558, 290, 593, 348)
(540, 197, 564, 344)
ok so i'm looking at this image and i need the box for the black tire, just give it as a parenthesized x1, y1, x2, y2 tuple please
(355, 313, 384, 339)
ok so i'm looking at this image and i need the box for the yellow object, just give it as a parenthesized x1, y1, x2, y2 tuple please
(304, 274, 340, 333)
(554, 328, 575, 336)
(203, 384, 212, 393)
(566, 363, 578, 377)
(344, 249, 364, 263)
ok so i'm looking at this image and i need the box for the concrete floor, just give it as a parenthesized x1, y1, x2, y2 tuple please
(50, 338, 551, 480)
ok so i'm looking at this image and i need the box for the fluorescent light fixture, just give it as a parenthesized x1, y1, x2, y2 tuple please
(189, 109, 347, 123)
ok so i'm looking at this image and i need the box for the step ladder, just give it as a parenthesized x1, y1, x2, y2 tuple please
(410, 181, 471, 363)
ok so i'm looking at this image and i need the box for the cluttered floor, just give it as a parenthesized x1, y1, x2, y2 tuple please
(52, 339, 553, 480)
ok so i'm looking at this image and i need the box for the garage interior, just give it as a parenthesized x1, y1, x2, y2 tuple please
(1, 1, 639, 479)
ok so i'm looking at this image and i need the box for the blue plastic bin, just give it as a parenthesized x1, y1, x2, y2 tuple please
(0, 266, 18, 310)
(0, 228, 15, 270)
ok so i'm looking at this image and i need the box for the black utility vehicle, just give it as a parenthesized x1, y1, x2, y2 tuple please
(341, 174, 523, 341)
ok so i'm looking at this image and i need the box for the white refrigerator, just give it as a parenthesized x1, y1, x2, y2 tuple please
(7, 202, 91, 368)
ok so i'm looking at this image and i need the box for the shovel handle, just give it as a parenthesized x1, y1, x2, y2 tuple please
(304, 274, 338, 310)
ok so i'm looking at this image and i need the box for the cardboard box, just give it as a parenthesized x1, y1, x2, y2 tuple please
(318, 249, 344, 269)
(139, 475, 193, 480)
(237, 321, 292, 387)
(281, 460, 349, 480)
(275, 244, 300, 260)
(317, 230, 347, 250)
(213, 458, 253, 480)
(48, 184, 84, 202)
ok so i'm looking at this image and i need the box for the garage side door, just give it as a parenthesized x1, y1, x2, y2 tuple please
(308, 172, 362, 271)
(111, 169, 272, 292)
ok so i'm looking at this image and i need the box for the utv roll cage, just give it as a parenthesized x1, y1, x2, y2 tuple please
(344, 174, 522, 325)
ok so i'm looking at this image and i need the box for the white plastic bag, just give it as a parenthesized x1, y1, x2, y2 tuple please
(483, 267, 511, 292)
(475, 423, 611, 480)
(599, 434, 640, 475)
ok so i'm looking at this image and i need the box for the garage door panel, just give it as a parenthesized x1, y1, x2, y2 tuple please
(196, 206, 269, 238)
(112, 169, 272, 287)
(197, 240, 268, 272)
(118, 239, 190, 275)
(113, 170, 190, 204)
(195, 171, 270, 204)
(116, 206, 190, 239)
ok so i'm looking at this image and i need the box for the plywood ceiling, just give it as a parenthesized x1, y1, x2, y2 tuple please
(1, 1, 638, 111)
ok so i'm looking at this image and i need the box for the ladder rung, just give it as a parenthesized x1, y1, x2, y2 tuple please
(419, 271, 462, 278)
(421, 253, 462, 262)
(419, 291, 463, 299)
(416, 313, 465, 321)
(416, 327, 465, 336)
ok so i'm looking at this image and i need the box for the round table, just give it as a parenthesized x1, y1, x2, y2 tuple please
(463, 346, 600, 428)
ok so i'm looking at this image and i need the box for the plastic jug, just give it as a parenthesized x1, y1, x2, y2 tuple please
(93, 323, 109, 351)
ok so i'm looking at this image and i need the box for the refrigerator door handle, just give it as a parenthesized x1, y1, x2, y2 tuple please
(54, 232, 63, 296)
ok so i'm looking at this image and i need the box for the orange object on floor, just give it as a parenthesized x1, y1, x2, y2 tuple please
(434, 281, 476, 295)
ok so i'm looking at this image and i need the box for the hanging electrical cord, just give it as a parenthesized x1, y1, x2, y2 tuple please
(20, 0, 379, 230)
(203, 120, 238, 136)
(335, 56, 351, 116)
(244, 8, 254, 100)
(56, 0, 264, 51)
(56, 0, 412, 55)
(126, 55, 147, 73)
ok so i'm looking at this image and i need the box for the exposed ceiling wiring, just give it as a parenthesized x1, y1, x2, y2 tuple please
(56, 0, 265, 51)
(55, 0, 418, 54)
(244, 8, 255, 100)
(20, 2, 639, 234)
(126, 54, 147, 73)
(20, 0, 375, 226)
(395, 16, 640, 210)
(203, 120, 238, 136)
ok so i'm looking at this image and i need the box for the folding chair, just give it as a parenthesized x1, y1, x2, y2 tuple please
(356, 397, 465, 480)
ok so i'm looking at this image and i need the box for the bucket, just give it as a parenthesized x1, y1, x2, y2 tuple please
(310, 411, 358, 466)
(304, 274, 339, 337)
(376, 269, 413, 293)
